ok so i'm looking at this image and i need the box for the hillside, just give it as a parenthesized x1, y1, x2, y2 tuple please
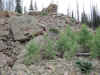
(0, 4, 100, 75)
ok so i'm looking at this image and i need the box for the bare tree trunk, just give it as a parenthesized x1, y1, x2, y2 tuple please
(29, 0, 34, 11)
(76, 0, 79, 21)
(34, 0, 38, 10)
(0, 0, 3, 10)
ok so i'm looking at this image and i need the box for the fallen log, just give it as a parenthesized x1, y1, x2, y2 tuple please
(76, 53, 90, 57)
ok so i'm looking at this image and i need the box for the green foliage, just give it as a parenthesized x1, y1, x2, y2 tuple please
(81, 11, 89, 25)
(78, 24, 93, 52)
(91, 6, 100, 28)
(42, 35, 56, 59)
(76, 60, 93, 74)
(40, 12, 48, 16)
(56, 25, 78, 59)
(15, 0, 22, 13)
(49, 28, 59, 34)
(24, 39, 40, 65)
(91, 27, 100, 58)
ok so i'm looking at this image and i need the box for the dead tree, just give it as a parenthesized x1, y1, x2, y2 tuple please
(0, 0, 3, 10)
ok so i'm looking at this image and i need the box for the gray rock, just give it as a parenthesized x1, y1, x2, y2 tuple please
(0, 18, 9, 38)
(0, 40, 7, 51)
(12, 64, 33, 75)
(8, 15, 41, 41)
(0, 66, 13, 75)
(0, 53, 12, 67)
(33, 35, 46, 47)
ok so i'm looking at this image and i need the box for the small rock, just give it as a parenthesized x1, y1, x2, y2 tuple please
(12, 64, 32, 75)
(0, 53, 12, 67)
(64, 71, 68, 75)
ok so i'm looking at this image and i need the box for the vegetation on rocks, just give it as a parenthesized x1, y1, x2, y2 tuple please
(24, 24, 100, 62)
(49, 28, 59, 34)
(78, 24, 94, 52)
(76, 60, 93, 74)
(42, 35, 56, 59)
(91, 27, 100, 58)
(24, 39, 41, 65)
(56, 25, 78, 59)
(0, 1, 100, 74)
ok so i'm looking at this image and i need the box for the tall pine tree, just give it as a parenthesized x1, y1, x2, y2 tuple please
(15, 0, 22, 13)
(29, 0, 34, 11)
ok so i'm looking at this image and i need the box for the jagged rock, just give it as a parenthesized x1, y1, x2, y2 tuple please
(0, 53, 12, 67)
(0, 40, 7, 51)
(42, 4, 58, 15)
(7, 15, 41, 41)
(29, 11, 41, 16)
(12, 64, 33, 75)
(0, 18, 9, 38)
(33, 35, 46, 46)
(0, 11, 10, 17)
(0, 66, 13, 75)
(38, 16, 66, 30)
(0, 11, 17, 17)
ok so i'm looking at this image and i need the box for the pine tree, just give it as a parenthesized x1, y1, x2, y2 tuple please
(29, 0, 34, 11)
(91, 6, 100, 28)
(15, 0, 22, 13)
(71, 11, 74, 18)
(81, 9, 88, 24)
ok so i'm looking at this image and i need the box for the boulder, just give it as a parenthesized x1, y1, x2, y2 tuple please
(42, 4, 58, 15)
(7, 15, 41, 41)
(47, 4, 58, 14)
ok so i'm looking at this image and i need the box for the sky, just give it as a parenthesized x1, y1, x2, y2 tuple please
(2, 0, 100, 20)
(22, 0, 100, 19)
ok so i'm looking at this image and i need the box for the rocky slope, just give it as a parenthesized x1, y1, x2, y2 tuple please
(0, 9, 100, 75)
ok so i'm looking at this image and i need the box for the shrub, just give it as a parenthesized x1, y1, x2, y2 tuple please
(40, 12, 48, 16)
(49, 28, 59, 34)
(56, 25, 78, 59)
(78, 24, 93, 52)
(91, 27, 100, 58)
(76, 60, 93, 74)
(42, 35, 56, 59)
(24, 39, 40, 65)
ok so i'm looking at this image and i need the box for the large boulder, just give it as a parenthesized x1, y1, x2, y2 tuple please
(8, 15, 41, 41)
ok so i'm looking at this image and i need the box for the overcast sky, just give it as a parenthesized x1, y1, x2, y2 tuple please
(3, 0, 100, 19)
(22, 0, 100, 19)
